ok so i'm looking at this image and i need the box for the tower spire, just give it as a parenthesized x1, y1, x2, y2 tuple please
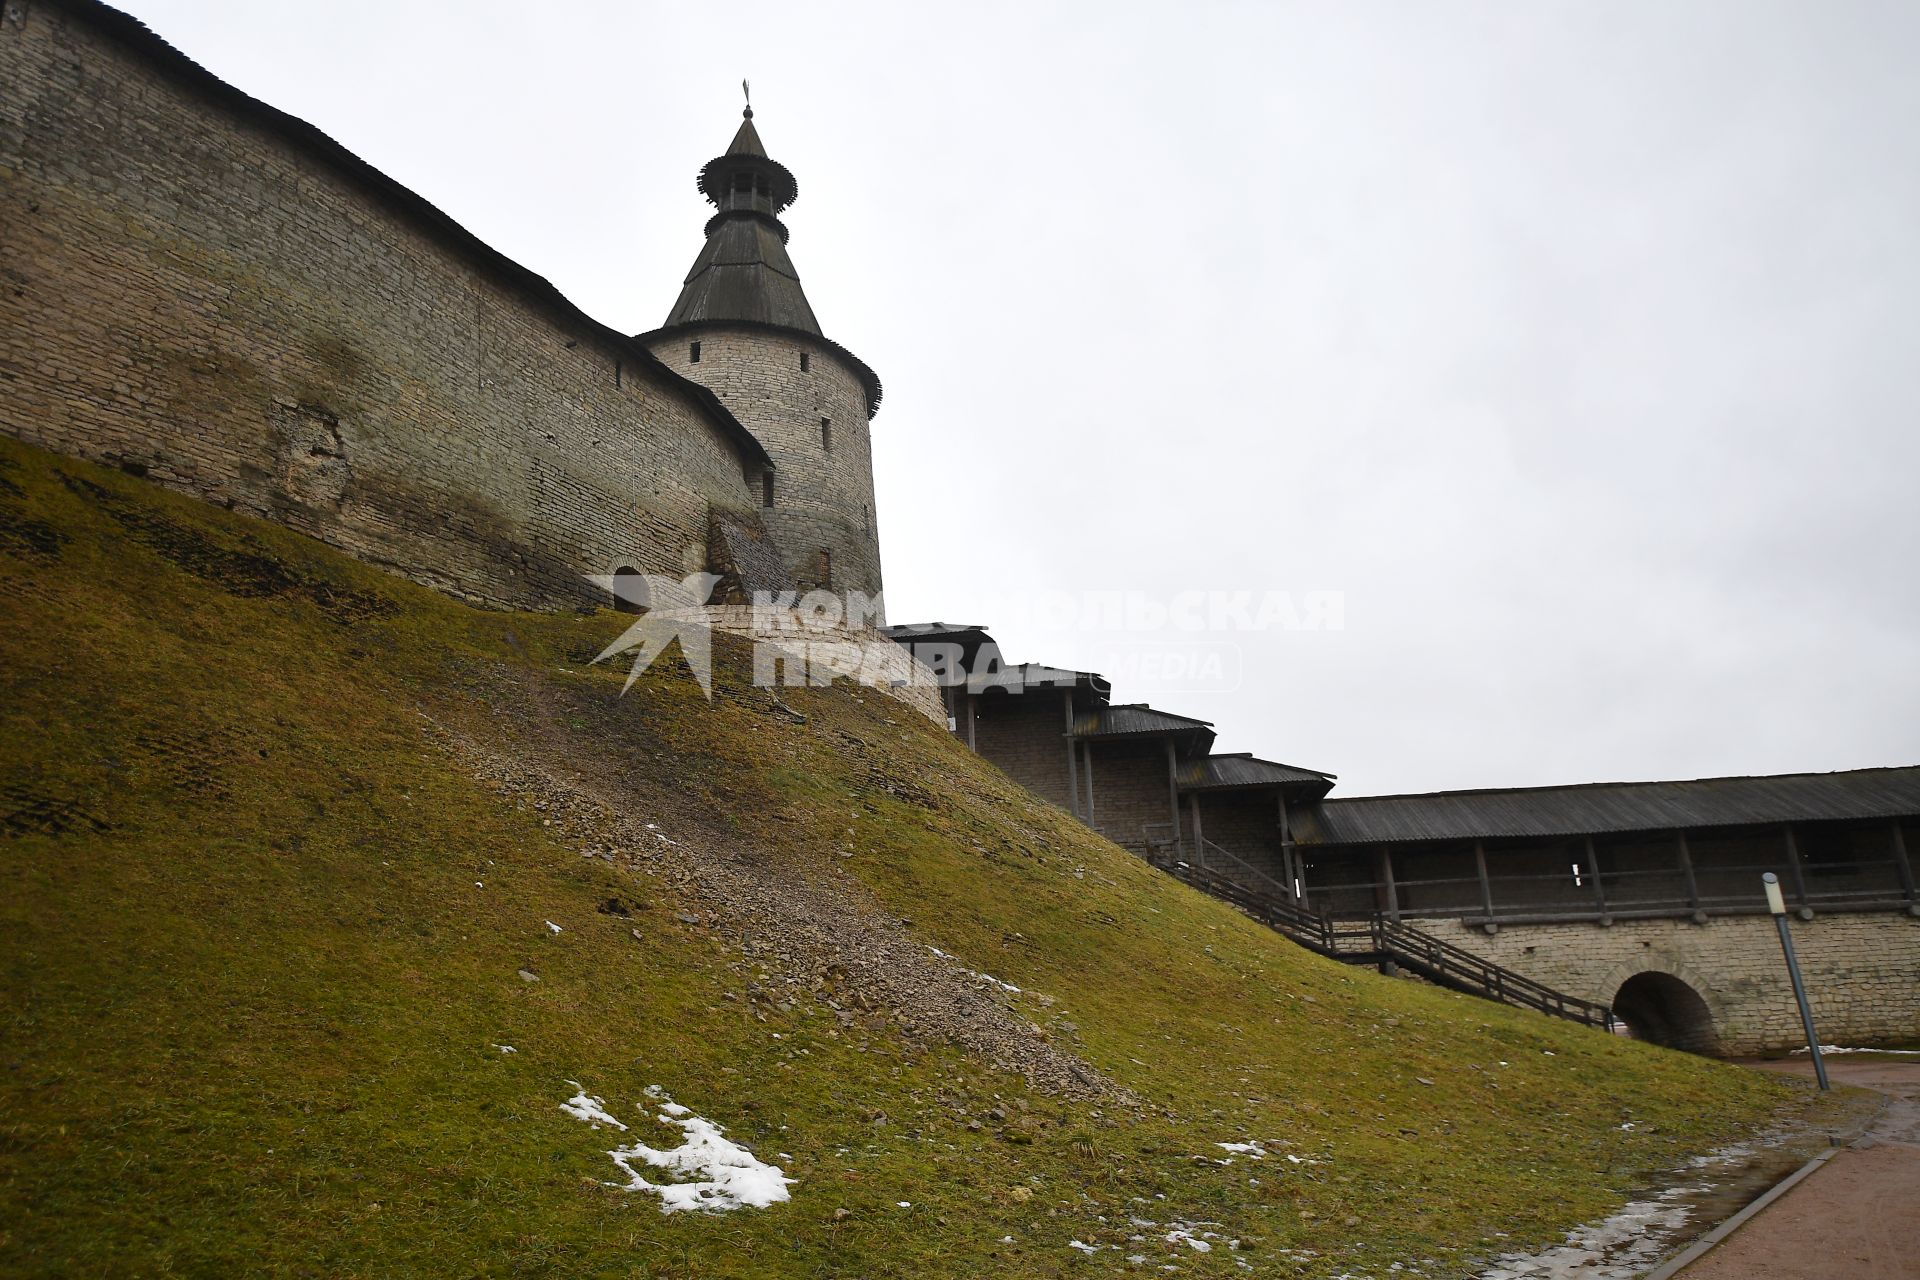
(640, 100, 888, 605)
(662, 105, 813, 333)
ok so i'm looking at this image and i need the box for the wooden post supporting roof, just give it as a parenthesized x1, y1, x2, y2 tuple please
(1584, 835, 1608, 914)
(1892, 822, 1917, 905)
(1474, 840, 1495, 919)
(1165, 739, 1182, 847)
(1280, 793, 1302, 905)
(1062, 691, 1080, 819)
(1082, 740, 1095, 824)
(1378, 847, 1400, 923)
(1782, 825, 1810, 907)
(965, 692, 977, 752)
(1676, 831, 1701, 912)
(1189, 792, 1205, 866)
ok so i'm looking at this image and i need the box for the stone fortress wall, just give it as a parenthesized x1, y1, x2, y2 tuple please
(647, 327, 884, 606)
(1419, 913, 1920, 1056)
(0, 0, 769, 611)
(12, 2, 1912, 1059)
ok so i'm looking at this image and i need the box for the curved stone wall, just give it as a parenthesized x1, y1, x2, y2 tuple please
(647, 328, 884, 608)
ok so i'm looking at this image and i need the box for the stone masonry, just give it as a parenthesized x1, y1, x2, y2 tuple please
(646, 326, 884, 608)
(0, 0, 770, 610)
(1421, 912, 1920, 1056)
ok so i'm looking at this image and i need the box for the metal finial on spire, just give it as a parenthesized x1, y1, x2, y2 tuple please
(742, 79, 752, 119)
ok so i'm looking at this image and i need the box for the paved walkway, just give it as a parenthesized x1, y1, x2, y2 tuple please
(1676, 1055, 1920, 1279)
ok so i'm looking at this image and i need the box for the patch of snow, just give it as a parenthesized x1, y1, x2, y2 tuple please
(492, 1044, 516, 1054)
(545, 920, 562, 934)
(1469, 1131, 1802, 1279)
(1216, 1141, 1264, 1160)
(565, 1083, 792, 1214)
(1067, 1239, 1100, 1254)
(897, 1200, 912, 1208)
(1477, 1198, 1687, 1278)
(560, 1083, 629, 1131)
(1792, 1044, 1920, 1055)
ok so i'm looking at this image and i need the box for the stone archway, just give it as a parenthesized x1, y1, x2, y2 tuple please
(611, 566, 648, 615)
(1612, 971, 1720, 1055)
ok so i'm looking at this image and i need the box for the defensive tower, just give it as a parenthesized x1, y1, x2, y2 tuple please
(641, 104, 886, 611)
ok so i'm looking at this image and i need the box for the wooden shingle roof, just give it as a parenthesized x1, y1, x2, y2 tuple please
(1292, 765, 1920, 846)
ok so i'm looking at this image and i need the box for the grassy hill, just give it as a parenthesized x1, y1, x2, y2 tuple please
(0, 437, 1806, 1277)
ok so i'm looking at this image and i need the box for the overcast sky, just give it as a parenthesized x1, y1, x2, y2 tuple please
(121, 0, 1920, 796)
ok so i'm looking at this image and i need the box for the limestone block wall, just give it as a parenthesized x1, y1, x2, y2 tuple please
(972, 693, 1076, 812)
(1195, 792, 1284, 862)
(0, 0, 763, 610)
(1086, 741, 1178, 851)
(1420, 913, 1920, 1056)
(647, 327, 882, 606)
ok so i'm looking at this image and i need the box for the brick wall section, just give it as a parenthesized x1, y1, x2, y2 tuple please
(972, 692, 1075, 811)
(1195, 792, 1282, 862)
(1420, 913, 1920, 1055)
(0, 1, 764, 610)
(1087, 740, 1179, 851)
(1194, 791, 1291, 884)
(647, 327, 883, 609)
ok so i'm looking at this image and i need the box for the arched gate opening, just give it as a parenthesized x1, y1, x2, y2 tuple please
(1612, 971, 1720, 1055)
(612, 566, 648, 615)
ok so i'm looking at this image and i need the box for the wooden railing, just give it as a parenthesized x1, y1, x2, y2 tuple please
(1152, 850, 1615, 1031)
(1170, 857, 1339, 955)
(1367, 915, 1615, 1028)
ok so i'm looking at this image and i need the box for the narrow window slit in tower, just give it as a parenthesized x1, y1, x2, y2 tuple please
(690, 341, 701, 363)
(614, 360, 622, 388)
(821, 418, 832, 451)
(762, 471, 774, 508)
(799, 352, 810, 372)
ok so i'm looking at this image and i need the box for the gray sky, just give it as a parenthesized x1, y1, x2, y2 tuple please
(123, 0, 1920, 795)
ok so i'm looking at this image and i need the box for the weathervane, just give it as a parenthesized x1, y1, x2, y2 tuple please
(742, 79, 752, 119)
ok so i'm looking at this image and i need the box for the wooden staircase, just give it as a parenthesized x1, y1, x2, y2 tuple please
(1155, 842, 1616, 1031)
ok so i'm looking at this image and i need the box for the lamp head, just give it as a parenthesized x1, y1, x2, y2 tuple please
(1762, 871, 1787, 916)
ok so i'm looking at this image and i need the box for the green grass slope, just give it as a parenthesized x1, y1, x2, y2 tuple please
(0, 438, 1801, 1278)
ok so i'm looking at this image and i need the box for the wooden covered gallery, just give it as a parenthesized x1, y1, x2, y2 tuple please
(887, 624, 1920, 931)
(884, 623, 1334, 870)
(1289, 768, 1920, 926)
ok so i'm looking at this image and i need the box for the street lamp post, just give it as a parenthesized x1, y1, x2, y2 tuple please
(1763, 872, 1829, 1091)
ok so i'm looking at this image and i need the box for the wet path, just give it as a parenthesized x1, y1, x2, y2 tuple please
(1674, 1056, 1920, 1279)
(1471, 1055, 1893, 1279)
